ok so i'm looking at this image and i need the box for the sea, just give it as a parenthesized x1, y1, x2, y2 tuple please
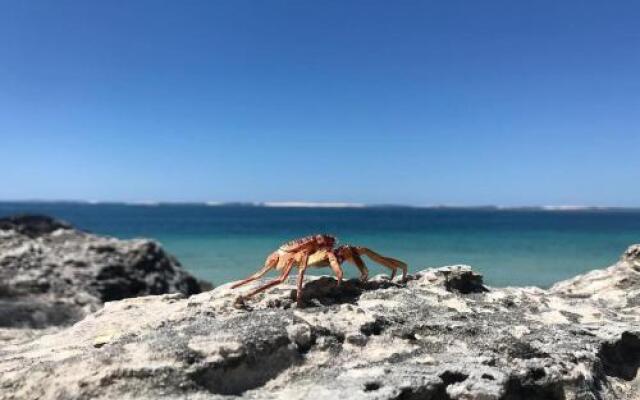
(1, 202, 638, 288)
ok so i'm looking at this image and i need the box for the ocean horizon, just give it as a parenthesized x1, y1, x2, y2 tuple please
(1, 201, 638, 288)
(3, 200, 639, 210)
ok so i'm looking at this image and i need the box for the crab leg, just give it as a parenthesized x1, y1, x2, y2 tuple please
(242, 257, 295, 299)
(327, 251, 344, 285)
(356, 247, 408, 280)
(295, 253, 309, 306)
(231, 253, 278, 289)
(349, 250, 370, 282)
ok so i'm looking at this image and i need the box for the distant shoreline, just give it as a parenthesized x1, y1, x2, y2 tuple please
(0, 200, 638, 211)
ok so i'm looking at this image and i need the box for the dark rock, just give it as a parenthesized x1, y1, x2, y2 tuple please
(0, 214, 73, 238)
(0, 214, 211, 329)
(441, 266, 488, 294)
(598, 331, 640, 381)
(415, 265, 489, 294)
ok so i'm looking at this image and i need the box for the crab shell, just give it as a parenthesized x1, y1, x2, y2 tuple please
(278, 234, 336, 252)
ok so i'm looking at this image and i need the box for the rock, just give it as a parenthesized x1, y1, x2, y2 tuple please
(286, 323, 313, 351)
(623, 244, 640, 271)
(345, 333, 368, 346)
(2, 249, 640, 399)
(551, 244, 640, 310)
(0, 214, 210, 329)
(0, 215, 73, 238)
(414, 265, 489, 294)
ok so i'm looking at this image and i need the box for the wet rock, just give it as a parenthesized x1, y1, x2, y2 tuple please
(1, 247, 640, 399)
(0, 214, 210, 328)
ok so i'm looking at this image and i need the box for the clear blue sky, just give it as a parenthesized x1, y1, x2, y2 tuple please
(1, 1, 638, 206)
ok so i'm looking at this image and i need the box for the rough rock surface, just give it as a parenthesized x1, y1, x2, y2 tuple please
(0, 215, 208, 329)
(2, 247, 640, 400)
(551, 243, 640, 306)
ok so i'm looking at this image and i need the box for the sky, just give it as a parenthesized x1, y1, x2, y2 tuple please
(0, 1, 639, 206)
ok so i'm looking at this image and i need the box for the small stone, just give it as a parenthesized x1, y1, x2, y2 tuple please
(93, 333, 115, 348)
(287, 324, 313, 351)
(346, 333, 368, 346)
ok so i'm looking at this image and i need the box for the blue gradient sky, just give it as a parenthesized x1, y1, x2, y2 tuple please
(1, 1, 639, 206)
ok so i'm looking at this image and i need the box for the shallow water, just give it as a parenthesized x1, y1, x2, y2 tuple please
(1, 202, 638, 287)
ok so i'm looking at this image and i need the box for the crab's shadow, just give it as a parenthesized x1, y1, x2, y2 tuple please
(295, 277, 404, 307)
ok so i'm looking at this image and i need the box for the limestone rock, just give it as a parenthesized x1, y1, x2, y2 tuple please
(623, 244, 640, 271)
(551, 244, 640, 311)
(2, 255, 640, 399)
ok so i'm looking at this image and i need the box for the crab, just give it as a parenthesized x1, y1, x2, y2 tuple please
(231, 234, 408, 306)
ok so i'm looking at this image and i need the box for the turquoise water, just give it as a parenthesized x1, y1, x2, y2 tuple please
(1, 202, 638, 287)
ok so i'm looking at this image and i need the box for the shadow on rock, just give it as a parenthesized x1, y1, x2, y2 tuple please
(598, 331, 640, 381)
(296, 277, 404, 307)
